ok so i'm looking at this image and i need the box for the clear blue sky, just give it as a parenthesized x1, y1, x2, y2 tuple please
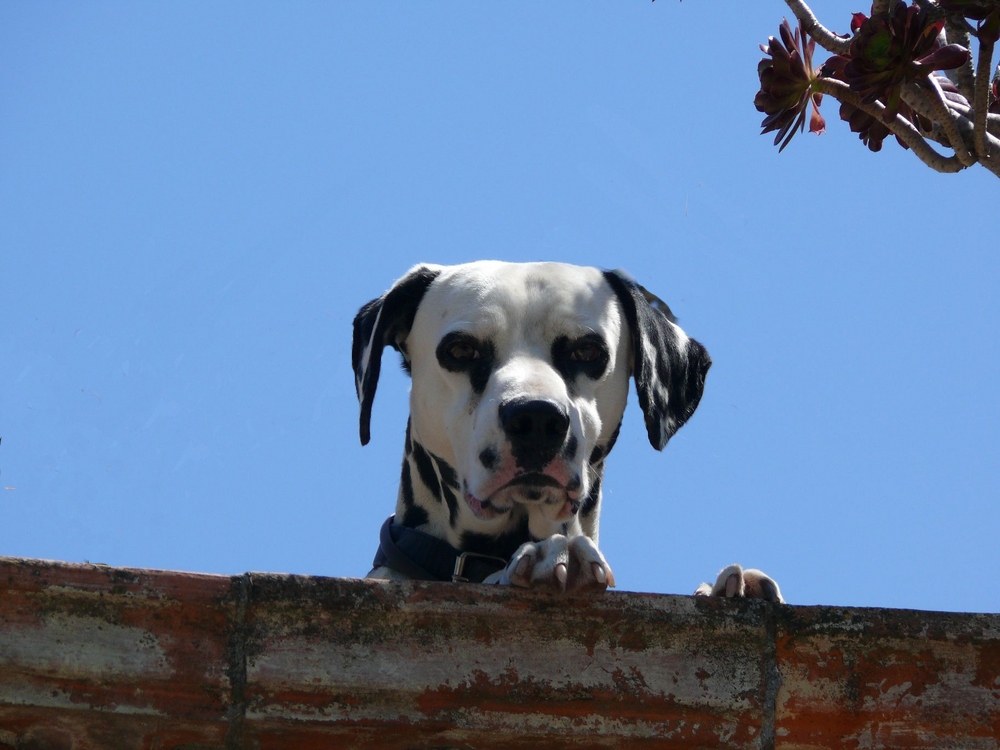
(2, 2, 997, 614)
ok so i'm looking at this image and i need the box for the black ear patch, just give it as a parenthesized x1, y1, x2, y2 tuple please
(352, 266, 441, 445)
(603, 270, 711, 450)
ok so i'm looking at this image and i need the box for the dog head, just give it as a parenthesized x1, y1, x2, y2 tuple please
(353, 261, 710, 538)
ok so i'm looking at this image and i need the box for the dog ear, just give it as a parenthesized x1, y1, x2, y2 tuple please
(353, 265, 441, 446)
(602, 270, 712, 450)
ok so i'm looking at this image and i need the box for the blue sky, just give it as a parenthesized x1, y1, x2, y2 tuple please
(2, 2, 997, 614)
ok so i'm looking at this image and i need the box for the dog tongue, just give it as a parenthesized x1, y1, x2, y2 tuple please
(465, 493, 496, 519)
(466, 494, 484, 513)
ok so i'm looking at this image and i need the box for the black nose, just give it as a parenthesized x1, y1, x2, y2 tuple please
(499, 398, 570, 471)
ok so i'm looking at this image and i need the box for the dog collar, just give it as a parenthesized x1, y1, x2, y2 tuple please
(372, 515, 508, 583)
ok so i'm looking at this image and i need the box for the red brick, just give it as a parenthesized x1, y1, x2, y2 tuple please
(241, 576, 771, 748)
(0, 557, 235, 749)
(4, 557, 999, 749)
(774, 605, 1000, 749)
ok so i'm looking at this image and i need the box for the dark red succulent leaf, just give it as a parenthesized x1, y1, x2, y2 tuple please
(979, 8, 1000, 43)
(810, 92, 827, 135)
(936, 0, 1000, 23)
(990, 76, 1000, 114)
(755, 18, 826, 150)
(820, 54, 850, 78)
(839, 100, 895, 150)
(822, 2, 970, 122)
(913, 43, 974, 72)
(835, 90, 934, 152)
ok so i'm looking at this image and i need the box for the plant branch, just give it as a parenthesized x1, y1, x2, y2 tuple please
(927, 97, 1000, 138)
(924, 74, 978, 165)
(974, 38, 996, 164)
(902, 81, 1000, 175)
(782, 0, 851, 54)
(813, 77, 966, 172)
(976, 135, 1000, 176)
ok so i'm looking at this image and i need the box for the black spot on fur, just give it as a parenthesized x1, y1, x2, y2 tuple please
(400, 463, 429, 528)
(431, 451, 459, 490)
(410, 443, 460, 525)
(562, 435, 578, 461)
(479, 446, 499, 470)
(588, 423, 621, 466)
(441, 483, 460, 528)
(400, 460, 415, 507)
(460, 513, 532, 559)
(581, 477, 601, 518)
(404, 418, 412, 456)
(468, 356, 494, 396)
(411, 441, 441, 502)
(436, 332, 496, 396)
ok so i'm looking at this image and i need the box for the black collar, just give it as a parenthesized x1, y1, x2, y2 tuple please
(372, 515, 508, 583)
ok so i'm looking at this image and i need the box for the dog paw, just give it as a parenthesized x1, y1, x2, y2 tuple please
(491, 534, 616, 593)
(694, 564, 784, 603)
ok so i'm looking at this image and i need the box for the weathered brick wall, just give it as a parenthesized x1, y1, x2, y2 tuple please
(1, 556, 998, 749)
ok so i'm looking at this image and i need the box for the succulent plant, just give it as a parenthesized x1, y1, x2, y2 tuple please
(820, 2, 969, 122)
(754, 18, 826, 151)
(753, 0, 999, 178)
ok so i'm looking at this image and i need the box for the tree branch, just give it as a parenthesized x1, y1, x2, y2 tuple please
(813, 77, 966, 173)
(924, 74, 978, 165)
(974, 39, 996, 164)
(902, 80, 1000, 175)
(782, 0, 851, 54)
(927, 97, 1000, 138)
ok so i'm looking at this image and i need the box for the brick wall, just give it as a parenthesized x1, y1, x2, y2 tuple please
(1, 556, 998, 749)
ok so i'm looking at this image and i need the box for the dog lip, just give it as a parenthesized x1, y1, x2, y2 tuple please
(505, 473, 562, 489)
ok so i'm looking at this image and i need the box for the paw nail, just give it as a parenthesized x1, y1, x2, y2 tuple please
(725, 573, 741, 598)
(555, 563, 568, 585)
(592, 563, 606, 584)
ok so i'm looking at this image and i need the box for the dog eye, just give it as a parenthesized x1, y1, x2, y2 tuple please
(569, 342, 602, 363)
(552, 334, 609, 381)
(437, 333, 489, 371)
(448, 340, 480, 362)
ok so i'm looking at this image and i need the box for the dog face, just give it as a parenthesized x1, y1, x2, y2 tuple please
(405, 262, 631, 533)
(354, 261, 710, 549)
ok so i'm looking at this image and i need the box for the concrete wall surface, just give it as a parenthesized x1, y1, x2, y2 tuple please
(1, 556, 999, 749)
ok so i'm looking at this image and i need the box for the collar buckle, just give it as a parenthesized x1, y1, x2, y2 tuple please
(452, 551, 509, 583)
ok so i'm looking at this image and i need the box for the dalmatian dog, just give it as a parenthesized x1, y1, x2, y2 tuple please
(354, 261, 782, 602)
